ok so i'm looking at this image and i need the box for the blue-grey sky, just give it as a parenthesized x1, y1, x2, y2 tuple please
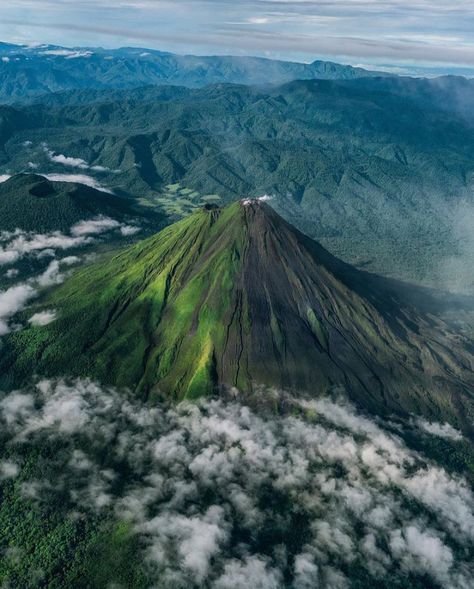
(1, 1, 474, 71)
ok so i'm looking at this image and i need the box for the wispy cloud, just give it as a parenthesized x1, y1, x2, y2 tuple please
(28, 309, 56, 326)
(43, 145, 114, 174)
(0, 216, 140, 268)
(0, 258, 79, 335)
(0, 215, 140, 332)
(41, 174, 113, 193)
(415, 417, 463, 441)
(40, 48, 93, 58)
(0, 284, 35, 335)
(70, 217, 121, 236)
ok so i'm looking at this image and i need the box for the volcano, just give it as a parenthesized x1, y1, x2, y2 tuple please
(0, 174, 144, 233)
(3, 200, 474, 425)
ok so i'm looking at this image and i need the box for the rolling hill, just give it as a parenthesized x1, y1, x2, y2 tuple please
(3, 201, 473, 430)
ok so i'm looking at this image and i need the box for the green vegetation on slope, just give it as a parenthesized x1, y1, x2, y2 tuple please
(0, 438, 148, 588)
(2, 201, 474, 429)
(138, 181, 221, 220)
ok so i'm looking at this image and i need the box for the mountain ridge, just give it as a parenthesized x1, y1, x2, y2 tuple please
(0, 43, 384, 103)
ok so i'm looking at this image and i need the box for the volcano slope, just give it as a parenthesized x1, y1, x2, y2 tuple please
(2, 201, 474, 427)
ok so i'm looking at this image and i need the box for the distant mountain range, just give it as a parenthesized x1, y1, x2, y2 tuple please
(0, 43, 383, 103)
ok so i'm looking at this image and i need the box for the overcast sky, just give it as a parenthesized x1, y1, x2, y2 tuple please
(1, 1, 473, 71)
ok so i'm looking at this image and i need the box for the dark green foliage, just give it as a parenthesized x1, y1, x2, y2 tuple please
(402, 430, 474, 484)
(0, 450, 147, 589)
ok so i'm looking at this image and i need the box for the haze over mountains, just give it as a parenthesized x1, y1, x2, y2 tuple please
(0, 43, 381, 103)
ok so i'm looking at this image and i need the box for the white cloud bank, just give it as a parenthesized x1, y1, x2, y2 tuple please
(42, 173, 113, 193)
(0, 229, 93, 266)
(0, 258, 77, 335)
(0, 381, 472, 588)
(0, 284, 35, 335)
(416, 417, 463, 441)
(47, 152, 89, 169)
(70, 217, 121, 236)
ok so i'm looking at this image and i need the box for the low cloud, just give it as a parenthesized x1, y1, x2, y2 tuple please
(43, 145, 117, 176)
(40, 49, 93, 59)
(70, 217, 121, 237)
(0, 216, 140, 333)
(46, 151, 89, 169)
(214, 556, 282, 589)
(120, 224, 141, 236)
(0, 283, 35, 335)
(0, 381, 472, 588)
(0, 216, 138, 267)
(0, 460, 19, 480)
(42, 173, 113, 193)
(28, 309, 56, 326)
(415, 418, 463, 441)
(5, 268, 19, 279)
(36, 260, 66, 286)
(0, 249, 20, 265)
(0, 258, 74, 335)
(0, 229, 94, 266)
